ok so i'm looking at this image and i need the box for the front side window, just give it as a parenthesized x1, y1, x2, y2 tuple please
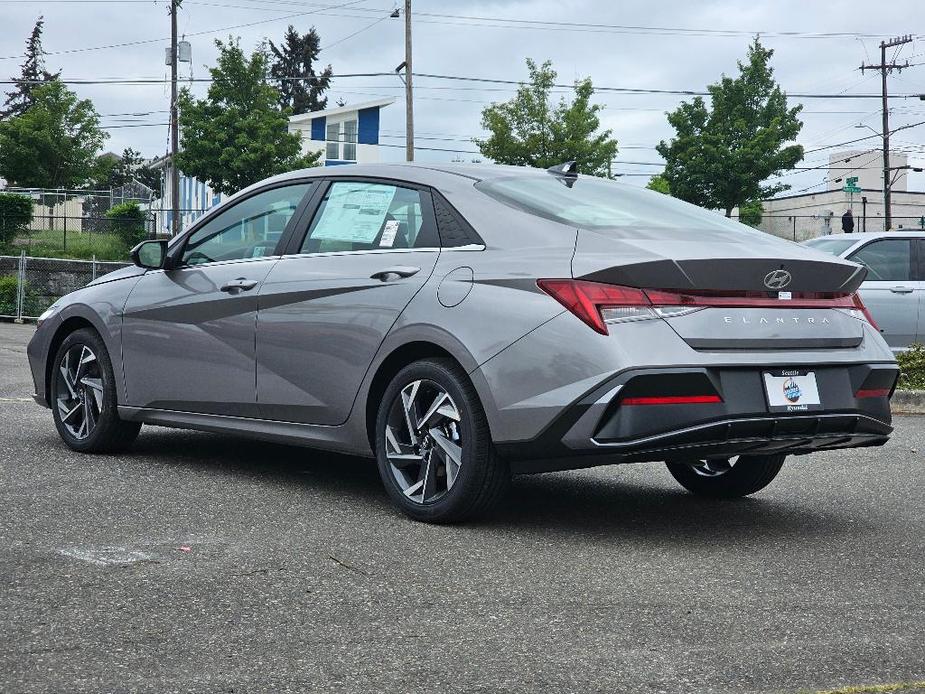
(848, 239, 912, 282)
(300, 181, 432, 254)
(181, 183, 312, 266)
(475, 175, 749, 233)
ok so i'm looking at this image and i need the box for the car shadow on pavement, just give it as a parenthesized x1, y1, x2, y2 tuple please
(129, 428, 860, 543)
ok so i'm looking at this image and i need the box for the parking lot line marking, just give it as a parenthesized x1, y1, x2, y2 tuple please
(0, 397, 33, 402)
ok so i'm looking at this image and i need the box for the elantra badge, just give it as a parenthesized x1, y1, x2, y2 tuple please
(764, 269, 792, 290)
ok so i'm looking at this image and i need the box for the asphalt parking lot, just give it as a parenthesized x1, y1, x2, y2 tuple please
(1, 321, 924, 694)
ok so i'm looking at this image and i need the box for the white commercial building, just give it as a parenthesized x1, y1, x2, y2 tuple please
(287, 98, 395, 167)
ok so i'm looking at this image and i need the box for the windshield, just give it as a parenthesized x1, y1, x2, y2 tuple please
(801, 237, 857, 256)
(475, 175, 750, 233)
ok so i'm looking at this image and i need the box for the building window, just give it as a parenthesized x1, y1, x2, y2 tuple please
(343, 120, 357, 161)
(326, 122, 340, 160)
(325, 119, 358, 162)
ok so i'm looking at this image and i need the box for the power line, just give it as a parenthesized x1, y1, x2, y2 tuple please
(0, 0, 371, 61)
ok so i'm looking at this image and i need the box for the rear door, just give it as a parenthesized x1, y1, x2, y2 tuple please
(847, 237, 917, 351)
(255, 178, 441, 424)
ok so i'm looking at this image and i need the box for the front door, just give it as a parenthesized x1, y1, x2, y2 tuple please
(121, 182, 313, 415)
(849, 237, 918, 351)
(256, 179, 441, 424)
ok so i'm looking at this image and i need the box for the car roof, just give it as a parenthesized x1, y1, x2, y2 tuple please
(809, 231, 925, 242)
(261, 162, 557, 187)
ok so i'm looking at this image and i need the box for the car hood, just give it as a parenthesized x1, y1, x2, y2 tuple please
(571, 227, 868, 293)
(86, 264, 146, 287)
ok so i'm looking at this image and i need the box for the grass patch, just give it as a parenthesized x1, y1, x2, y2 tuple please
(897, 343, 925, 391)
(12, 229, 131, 262)
(809, 682, 925, 694)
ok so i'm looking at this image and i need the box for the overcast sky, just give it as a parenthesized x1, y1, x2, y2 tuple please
(1, 0, 923, 193)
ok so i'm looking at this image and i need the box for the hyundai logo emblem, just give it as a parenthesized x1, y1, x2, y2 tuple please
(763, 269, 792, 290)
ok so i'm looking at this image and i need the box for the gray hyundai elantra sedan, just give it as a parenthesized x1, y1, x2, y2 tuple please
(27, 163, 898, 522)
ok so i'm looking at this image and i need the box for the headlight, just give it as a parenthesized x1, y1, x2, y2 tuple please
(36, 304, 60, 327)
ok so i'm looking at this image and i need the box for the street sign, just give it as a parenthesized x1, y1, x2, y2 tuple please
(843, 176, 861, 194)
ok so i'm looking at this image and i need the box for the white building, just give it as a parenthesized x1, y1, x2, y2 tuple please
(757, 149, 924, 240)
(148, 98, 395, 235)
(287, 97, 395, 166)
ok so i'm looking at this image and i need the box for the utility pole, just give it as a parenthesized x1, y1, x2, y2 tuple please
(169, 0, 180, 236)
(860, 35, 912, 231)
(404, 0, 414, 162)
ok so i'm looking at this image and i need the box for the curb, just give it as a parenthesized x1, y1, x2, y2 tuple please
(892, 390, 925, 415)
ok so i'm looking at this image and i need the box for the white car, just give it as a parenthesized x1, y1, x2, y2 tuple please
(803, 231, 925, 352)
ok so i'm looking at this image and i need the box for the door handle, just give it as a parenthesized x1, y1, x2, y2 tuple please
(889, 286, 914, 294)
(220, 278, 259, 293)
(370, 266, 420, 282)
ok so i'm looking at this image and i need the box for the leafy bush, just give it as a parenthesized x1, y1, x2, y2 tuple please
(897, 343, 925, 391)
(0, 192, 33, 246)
(0, 274, 42, 317)
(105, 201, 147, 246)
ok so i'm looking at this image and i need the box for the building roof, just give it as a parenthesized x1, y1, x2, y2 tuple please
(288, 97, 395, 125)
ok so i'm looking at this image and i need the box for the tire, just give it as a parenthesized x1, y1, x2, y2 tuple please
(665, 454, 786, 499)
(375, 358, 510, 523)
(50, 328, 141, 453)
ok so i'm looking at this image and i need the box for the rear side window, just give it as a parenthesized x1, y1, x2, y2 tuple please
(848, 239, 912, 281)
(475, 175, 748, 232)
(803, 237, 857, 256)
(300, 181, 437, 253)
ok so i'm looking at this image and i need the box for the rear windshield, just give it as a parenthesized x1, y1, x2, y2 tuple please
(475, 175, 749, 232)
(801, 237, 857, 256)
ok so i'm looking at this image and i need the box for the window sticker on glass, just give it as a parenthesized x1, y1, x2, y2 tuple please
(311, 183, 397, 243)
(379, 219, 400, 247)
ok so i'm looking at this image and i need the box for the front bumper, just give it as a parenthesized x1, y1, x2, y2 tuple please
(497, 362, 897, 474)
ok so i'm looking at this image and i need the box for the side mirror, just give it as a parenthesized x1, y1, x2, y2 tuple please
(131, 239, 167, 269)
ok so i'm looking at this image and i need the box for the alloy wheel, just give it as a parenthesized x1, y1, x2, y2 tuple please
(384, 379, 463, 504)
(55, 344, 104, 440)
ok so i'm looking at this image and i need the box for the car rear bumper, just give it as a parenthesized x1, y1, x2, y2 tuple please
(495, 362, 897, 474)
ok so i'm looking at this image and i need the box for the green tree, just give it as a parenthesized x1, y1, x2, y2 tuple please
(0, 79, 107, 188)
(90, 147, 161, 195)
(0, 192, 33, 246)
(268, 25, 332, 115)
(738, 199, 763, 227)
(646, 174, 671, 195)
(656, 38, 804, 216)
(177, 38, 319, 196)
(1, 16, 60, 120)
(475, 59, 619, 177)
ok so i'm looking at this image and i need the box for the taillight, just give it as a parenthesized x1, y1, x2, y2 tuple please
(538, 279, 880, 334)
(536, 280, 650, 335)
(851, 293, 879, 331)
(621, 394, 723, 406)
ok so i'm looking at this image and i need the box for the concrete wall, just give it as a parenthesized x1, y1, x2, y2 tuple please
(758, 189, 925, 241)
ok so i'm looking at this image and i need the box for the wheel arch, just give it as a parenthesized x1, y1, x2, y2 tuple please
(363, 339, 496, 453)
(45, 315, 102, 405)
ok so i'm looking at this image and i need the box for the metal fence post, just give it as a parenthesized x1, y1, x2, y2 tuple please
(15, 250, 26, 323)
(92, 254, 97, 281)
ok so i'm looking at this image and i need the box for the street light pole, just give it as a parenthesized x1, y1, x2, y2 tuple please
(403, 0, 414, 162)
(169, 0, 180, 237)
(860, 35, 912, 231)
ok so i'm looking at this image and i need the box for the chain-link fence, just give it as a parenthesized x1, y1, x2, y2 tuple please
(1, 213, 156, 262)
(0, 253, 130, 321)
